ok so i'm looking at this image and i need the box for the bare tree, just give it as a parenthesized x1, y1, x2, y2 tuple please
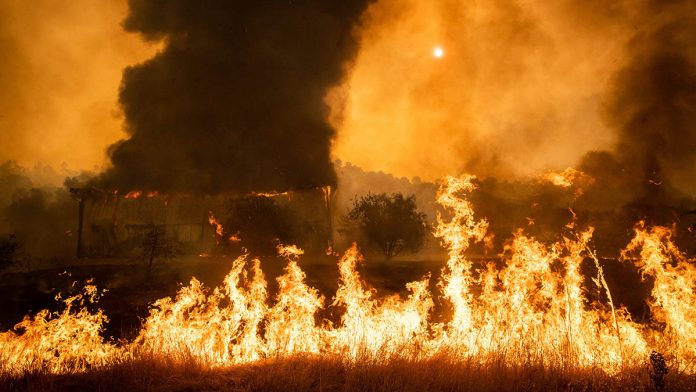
(140, 224, 177, 275)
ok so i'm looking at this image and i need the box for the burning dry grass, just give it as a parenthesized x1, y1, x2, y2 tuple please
(3, 354, 696, 392)
(1, 175, 696, 390)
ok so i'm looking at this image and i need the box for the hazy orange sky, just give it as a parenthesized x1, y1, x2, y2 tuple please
(0, 0, 155, 174)
(1, 0, 640, 182)
(331, 0, 639, 181)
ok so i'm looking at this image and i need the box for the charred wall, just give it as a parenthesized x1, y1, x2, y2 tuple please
(74, 189, 332, 258)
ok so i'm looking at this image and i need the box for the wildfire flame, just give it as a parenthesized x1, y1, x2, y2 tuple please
(123, 190, 159, 199)
(541, 167, 594, 189)
(208, 212, 225, 242)
(622, 223, 696, 365)
(124, 190, 142, 199)
(250, 191, 289, 198)
(0, 284, 120, 375)
(209, 212, 242, 245)
(1, 175, 694, 376)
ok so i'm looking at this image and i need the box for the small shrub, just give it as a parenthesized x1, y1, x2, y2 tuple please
(649, 351, 668, 392)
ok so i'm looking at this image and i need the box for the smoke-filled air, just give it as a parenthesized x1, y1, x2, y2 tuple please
(0, 0, 694, 391)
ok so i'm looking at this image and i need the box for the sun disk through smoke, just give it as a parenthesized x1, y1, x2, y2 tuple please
(433, 46, 444, 58)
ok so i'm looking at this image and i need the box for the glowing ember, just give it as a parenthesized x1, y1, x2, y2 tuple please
(250, 191, 289, 198)
(124, 190, 142, 199)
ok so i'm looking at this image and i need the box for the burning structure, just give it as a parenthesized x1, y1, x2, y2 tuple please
(69, 187, 334, 258)
(58, 0, 370, 261)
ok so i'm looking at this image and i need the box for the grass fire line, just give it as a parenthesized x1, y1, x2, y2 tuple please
(0, 175, 695, 386)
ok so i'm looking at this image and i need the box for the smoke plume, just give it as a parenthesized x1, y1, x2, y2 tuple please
(97, 0, 373, 194)
(586, 0, 696, 200)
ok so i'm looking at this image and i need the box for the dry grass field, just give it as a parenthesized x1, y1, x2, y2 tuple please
(3, 354, 696, 392)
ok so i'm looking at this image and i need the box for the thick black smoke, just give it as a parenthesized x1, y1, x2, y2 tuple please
(97, 1, 372, 194)
(581, 0, 696, 204)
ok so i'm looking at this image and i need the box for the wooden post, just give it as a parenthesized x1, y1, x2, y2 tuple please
(70, 188, 86, 258)
(322, 186, 334, 250)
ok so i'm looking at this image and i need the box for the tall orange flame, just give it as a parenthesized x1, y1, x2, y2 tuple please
(1, 175, 694, 376)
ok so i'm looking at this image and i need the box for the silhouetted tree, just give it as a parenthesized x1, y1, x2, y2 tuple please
(140, 224, 177, 274)
(341, 193, 428, 259)
(0, 234, 21, 270)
